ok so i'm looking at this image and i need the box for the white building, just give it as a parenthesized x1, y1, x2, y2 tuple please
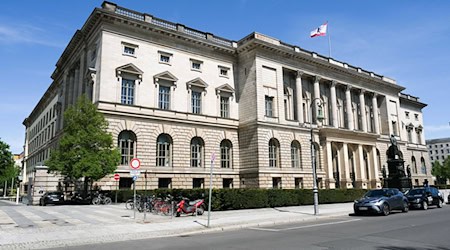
(22, 2, 432, 203)
(426, 138, 450, 165)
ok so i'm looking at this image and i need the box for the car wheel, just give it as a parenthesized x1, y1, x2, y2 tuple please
(422, 201, 428, 210)
(402, 201, 409, 213)
(381, 203, 390, 216)
(437, 199, 443, 208)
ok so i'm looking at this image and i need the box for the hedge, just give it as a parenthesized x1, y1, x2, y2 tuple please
(109, 188, 367, 211)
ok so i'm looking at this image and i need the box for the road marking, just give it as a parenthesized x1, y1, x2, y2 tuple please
(249, 218, 361, 232)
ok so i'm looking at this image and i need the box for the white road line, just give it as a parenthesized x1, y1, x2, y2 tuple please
(249, 218, 361, 232)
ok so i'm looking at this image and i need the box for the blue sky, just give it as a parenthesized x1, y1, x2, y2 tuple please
(1, 0, 449, 153)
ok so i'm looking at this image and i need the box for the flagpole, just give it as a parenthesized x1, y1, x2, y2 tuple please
(327, 21, 332, 58)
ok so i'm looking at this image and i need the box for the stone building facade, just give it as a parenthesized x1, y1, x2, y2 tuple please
(22, 2, 432, 202)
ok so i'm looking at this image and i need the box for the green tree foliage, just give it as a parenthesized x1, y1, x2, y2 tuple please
(431, 158, 450, 183)
(46, 95, 120, 188)
(0, 139, 16, 182)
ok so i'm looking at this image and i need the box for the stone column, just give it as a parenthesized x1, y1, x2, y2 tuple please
(343, 143, 352, 188)
(372, 93, 380, 134)
(358, 145, 367, 189)
(359, 90, 367, 132)
(313, 76, 321, 124)
(371, 146, 381, 188)
(330, 81, 338, 128)
(295, 71, 304, 123)
(345, 85, 354, 130)
(326, 141, 335, 189)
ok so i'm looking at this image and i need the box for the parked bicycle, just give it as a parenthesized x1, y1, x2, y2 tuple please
(92, 192, 112, 205)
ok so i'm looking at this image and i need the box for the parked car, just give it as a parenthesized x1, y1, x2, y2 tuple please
(354, 188, 409, 216)
(405, 187, 444, 210)
(39, 191, 65, 206)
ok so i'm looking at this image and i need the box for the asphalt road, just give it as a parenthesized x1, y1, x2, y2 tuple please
(52, 205, 450, 250)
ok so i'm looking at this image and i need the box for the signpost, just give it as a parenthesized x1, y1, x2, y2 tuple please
(130, 158, 140, 219)
(114, 174, 120, 204)
(207, 152, 215, 228)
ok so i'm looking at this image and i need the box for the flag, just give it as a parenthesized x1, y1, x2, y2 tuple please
(310, 22, 328, 38)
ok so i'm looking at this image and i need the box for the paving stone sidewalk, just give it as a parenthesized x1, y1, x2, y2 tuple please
(0, 200, 353, 249)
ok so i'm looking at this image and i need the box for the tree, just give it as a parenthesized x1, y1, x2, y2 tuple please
(46, 95, 121, 193)
(0, 139, 17, 195)
(431, 158, 450, 184)
(0, 139, 16, 181)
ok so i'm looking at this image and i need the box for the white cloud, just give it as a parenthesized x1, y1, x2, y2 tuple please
(426, 124, 450, 132)
(0, 23, 62, 47)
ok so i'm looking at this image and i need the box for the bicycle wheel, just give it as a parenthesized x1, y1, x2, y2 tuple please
(160, 204, 171, 216)
(104, 197, 112, 205)
(92, 197, 100, 205)
(125, 199, 134, 210)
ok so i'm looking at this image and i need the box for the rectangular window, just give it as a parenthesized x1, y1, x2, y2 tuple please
(159, 86, 170, 110)
(265, 96, 274, 117)
(220, 96, 229, 118)
(272, 177, 282, 189)
(190, 59, 202, 71)
(219, 66, 229, 77)
(123, 46, 135, 56)
(192, 91, 201, 114)
(121, 78, 135, 105)
(160, 55, 170, 63)
(295, 178, 303, 189)
(158, 178, 172, 188)
(405, 111, 409, 119)
(223, 178, 233, 189)
(414, 114, 419, 121)
(193, 178, 204, 188)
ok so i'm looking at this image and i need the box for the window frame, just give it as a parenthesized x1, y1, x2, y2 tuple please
(156, 134, 172, 167)
(121, 78, 135, 105)
(190, 59, 203, 72)
(265, 96, 274, 117)
(158, 85, 171, 110)
(190, 137, 204, 167)
(191, 90, 202, 114)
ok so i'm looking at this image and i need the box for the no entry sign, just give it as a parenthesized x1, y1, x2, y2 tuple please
(130, 158, 141, 169)
(114, 173, 120, 181)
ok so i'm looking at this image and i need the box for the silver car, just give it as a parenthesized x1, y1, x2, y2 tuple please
(354, 188, 409, 216)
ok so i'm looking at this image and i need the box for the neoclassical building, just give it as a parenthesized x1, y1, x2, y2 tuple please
(22, 2, 432, 202)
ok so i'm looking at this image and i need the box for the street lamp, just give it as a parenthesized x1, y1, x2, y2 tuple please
(310, 97, 324, 215)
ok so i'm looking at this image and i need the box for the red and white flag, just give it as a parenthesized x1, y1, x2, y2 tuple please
(310, 22, 328, 38)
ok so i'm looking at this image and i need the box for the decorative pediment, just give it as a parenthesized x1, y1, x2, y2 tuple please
(406, 123, 414, 130)
(215, 84, 234, 96)
(186, 77, 208, 89)
(154, 71, 178, 83)
(415, 125, 423, 131)
(116, 63, 143, 79)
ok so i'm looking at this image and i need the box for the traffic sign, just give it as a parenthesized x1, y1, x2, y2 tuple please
(114, 173, 120, 181)
(130, 170, 141, 176)
(132, 175, 138, 181)
(130, 158, 141, 169)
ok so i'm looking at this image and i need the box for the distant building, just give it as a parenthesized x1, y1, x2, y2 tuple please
(22, 2, 432, 204)
(426, 138, 450, 165)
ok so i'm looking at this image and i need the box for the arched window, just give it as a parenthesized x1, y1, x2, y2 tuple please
(220, 140, 232, 168)
(191, 137, 204, 167)
(269, 138, 280, 168)
(156, 134, 172, 167)
(411, 156, 417, 174)
(118, 130, 136, 165)
(421, 157, 427, 174)
(291, 140, 301, 168)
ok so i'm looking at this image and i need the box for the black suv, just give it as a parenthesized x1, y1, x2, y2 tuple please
(39, 191, 65, 206)
(406, 187, 444, 210)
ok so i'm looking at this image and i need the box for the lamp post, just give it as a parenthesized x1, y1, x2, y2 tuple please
(309, 97, 324, 216)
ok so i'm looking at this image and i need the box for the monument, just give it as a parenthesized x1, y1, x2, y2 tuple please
(383, 135, 412, 192)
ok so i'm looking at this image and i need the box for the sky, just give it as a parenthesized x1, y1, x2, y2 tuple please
(1, 0, 450, 153)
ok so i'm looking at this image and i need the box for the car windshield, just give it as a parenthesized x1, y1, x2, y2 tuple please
(364, 190, 387, 197)
(408, 189, 425, 195)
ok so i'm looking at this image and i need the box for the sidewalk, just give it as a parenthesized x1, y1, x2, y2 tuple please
(0, 201, 353, 249)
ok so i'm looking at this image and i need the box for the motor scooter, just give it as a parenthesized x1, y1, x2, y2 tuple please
(175, 197, 205, 217)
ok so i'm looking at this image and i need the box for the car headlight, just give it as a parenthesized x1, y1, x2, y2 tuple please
(369, 199, 381, 204)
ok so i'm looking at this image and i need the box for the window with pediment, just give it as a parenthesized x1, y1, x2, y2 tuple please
(187, 78, 208, 114)
(154, 71, 178, 110)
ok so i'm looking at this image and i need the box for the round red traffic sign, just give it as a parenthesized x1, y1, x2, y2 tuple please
(130, 158, 141, 169)
(114, 173, 120, 181)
